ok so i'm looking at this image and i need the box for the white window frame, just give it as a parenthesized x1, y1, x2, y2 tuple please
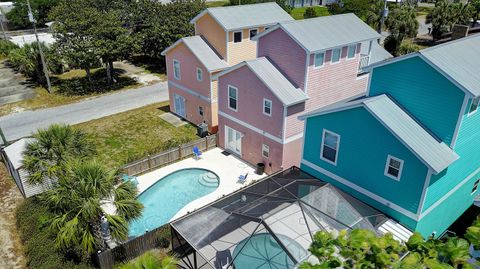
(468, 97, 480, 116)
(173, 59, 181, 80)
(347, 44, 356, 60)
(314, 52, 325, 68)
(249, 28, 258, 40)
(263, 98, 272, 116)
(384, 155, 404, 181)
(196, 67, 203, 82)
(233, 31, 243, 43)
(228, 85, 238, 112)
(472, 179, 480, 195)
(331, 48, 341, 64)
(262, 144, 270, 158)
(320, 129, 340, 166)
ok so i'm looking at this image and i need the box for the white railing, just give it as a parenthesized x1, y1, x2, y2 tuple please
(358, 54, 370, 71)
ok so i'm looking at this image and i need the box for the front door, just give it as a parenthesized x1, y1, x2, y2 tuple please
(174, 94, 186, 118)
(225, 126, 242, 155)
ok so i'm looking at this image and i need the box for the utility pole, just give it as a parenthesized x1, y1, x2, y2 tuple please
(378, 0, 389, 35)
(0, 9, 7, 40)
(26, 0, 51, 93)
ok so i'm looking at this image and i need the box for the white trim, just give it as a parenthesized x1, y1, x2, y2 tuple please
(284, 132, 303, 144)
(420, 166, 480, 219)
(227, 85, 238, 112)
(218, 111, 283, 144)
(263, 98, 272, 117)
(169, 81, 211, 102)
(471, 179, 480, 195)
(346, 44, 357, 60)
(451, 95, 469, 148)
(233, 30, 243, 43)
(331, 48, 341, 64)
(320, 129, 340, 166)
(356, 73, 369, 80)
(304, 52, 310, 94)
(313, 52, 325, 69)
(173, 59, 181, 80)
(224, 125, 242, 156)
(365, 68, 374, 97)
(384, 155, 404, 181)
(416, 169, 432, 215)
(467, 96, 480, 116)
(249, 28, 259, 40)
(282, 106, 287, 141)
(196, 67, 203, 82)
(301, 159, 419, 221)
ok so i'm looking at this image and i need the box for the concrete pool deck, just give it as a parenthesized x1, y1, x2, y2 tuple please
(134, 147, 266, 223)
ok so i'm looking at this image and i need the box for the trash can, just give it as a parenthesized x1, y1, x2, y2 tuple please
(256, 163, 265, 175)
(197, 123, 208, 138)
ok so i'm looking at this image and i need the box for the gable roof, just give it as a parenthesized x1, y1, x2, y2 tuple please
(161, 36, 228, 72)
(300, 95, 459, 174)
(213, 57, 308, 106)
(190, 3, 294, 31)
(253, 13, 380, 53)
(367, 35, 480, 97)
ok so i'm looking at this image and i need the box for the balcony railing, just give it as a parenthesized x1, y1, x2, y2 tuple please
(358, 54, 370, 71)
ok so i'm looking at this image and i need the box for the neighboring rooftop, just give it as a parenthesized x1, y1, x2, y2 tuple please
(161, 36, 228, 72)
(3, 138, 34, 170)
(300, 94, 459, 174)
(214, 57, 308, 106)
(254, 13, 380, 53)
(190, 2, 294, 31)
(362, 41, 393, 65)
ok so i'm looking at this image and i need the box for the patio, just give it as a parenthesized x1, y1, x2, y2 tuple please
(135, 147, 266, 222)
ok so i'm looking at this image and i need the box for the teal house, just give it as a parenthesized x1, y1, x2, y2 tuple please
(299, 35, 480, 237)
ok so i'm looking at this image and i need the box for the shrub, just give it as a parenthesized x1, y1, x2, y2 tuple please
(327, 3, 344, 14)
(156, 224, 171, 249)
(398, 41, 423, 55)
(16, 198, 94, 269)
(303, 7, 317, 19)
(0, 40, 18, 58)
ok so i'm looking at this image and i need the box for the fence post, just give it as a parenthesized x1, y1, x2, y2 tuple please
(178, 145, 182, 159)
(147, 155, 151, 172)
(205, 136, 208, 151)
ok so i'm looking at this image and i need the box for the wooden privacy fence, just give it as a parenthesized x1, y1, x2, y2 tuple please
(122, 135, 217, 176)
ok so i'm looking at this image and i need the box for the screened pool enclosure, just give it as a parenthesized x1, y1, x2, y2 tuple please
(171, 167, 391, 269)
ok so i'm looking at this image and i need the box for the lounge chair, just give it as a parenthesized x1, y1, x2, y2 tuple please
(215, 250, 233, 269)
(193, 146, 202, 160)
(238, 172, 248, 184)
(121, 174, 139, 186)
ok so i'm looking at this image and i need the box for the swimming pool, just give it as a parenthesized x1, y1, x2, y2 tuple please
(129, 168, 220, 237)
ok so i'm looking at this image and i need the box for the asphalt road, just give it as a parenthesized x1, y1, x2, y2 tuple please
(0, 82, 169, 141)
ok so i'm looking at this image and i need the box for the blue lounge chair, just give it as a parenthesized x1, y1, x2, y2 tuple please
(193, 146, 202, 160)
(121, 174, 139, 186)
(238, 172, 248, 184)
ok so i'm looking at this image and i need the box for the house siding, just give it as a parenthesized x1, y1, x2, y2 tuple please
(285, 102, 306, 138)
(168, 86, 214, 128)
(195, 13, 227, 60)
(227, 27, 265, 65)
(282, 138, 303, 168)
(301, 107, 428, 220)
(369, 56, 464, 145)
(257, 28, 307, 90)
(217, 65, 284, 138)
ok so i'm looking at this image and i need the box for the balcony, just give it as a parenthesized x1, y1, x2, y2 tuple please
(358, 54, 370, 71)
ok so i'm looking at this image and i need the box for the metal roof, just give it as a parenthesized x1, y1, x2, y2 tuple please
(420, 35, 480, 97)
(190, 2, 294, 31)
(161, 36, 228, 72)
(300, 95, 459, 174)
(259, 13, 380, 53)
(3, 138, 34, 170)
(214, 57, 308, 106)
(363, 41, 393, 65)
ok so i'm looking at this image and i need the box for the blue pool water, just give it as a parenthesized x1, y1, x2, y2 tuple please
(129, 168, 220, 237)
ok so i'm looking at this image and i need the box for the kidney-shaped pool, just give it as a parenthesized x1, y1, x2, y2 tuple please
(129, 168, 220, 237)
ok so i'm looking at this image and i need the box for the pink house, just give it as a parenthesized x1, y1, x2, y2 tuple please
(161, 3, 293, 133)
(215, 14, 392, 173)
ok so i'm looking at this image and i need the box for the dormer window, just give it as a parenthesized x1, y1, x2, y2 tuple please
(234, 31, 242, 43)
(249, 29, 258, 40)
(468, 97, 479, 115)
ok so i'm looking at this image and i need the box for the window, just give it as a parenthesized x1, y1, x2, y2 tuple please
(314, 52, 325, 68)
(249, 29, 258, 40)
(198, 106, 204, 116)
(331, 48, 341, 63)
(196, 67, 203, 81)
(262, 144, 270, 158)
(347, 44, 356, 59)
(472, 179, 480, 194)
(468, 97, 480, 115)
(384, 155, 404, 181)
(320, 130, 340, 165)
(234, 31, 242, 43)
(264, 27, 270, 31)
(263, 98, 272, 116)
(228, 85, 238, 111)
(173, 59, 181, 80)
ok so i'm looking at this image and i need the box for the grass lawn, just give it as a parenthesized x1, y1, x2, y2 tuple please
(290, 6, 331, 20)
(206, 0, 230, 7)
(75, 102, 199, 168)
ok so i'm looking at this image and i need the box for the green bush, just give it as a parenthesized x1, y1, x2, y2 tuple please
(303, 7, 317, 18)
(16, 198, 94, 269)
(0, 40, 18, 58)
(155, 224, 171, 249)
(398, 41, 423, 55)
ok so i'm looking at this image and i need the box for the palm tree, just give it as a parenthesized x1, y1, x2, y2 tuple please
(427, 0, 474, 40)
(22, 124, 95, 185)
(118, 251, 178, 269)
(384, 3, 419, 56)
(42, 161, 143, 255)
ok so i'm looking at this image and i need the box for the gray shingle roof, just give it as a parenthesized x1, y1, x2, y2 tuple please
(214, 57, 308, 106)
(191, 3, 294, 31)
(300, 95, 458, 174)
(271, 13, 380, 53)
(420, 35, 480, 97)
(161, 36, 228, 72)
